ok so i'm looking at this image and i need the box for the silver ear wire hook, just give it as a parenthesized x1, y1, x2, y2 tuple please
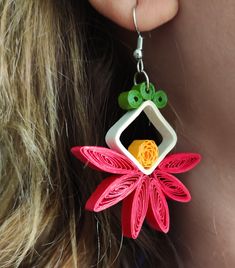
(133, 6, 141, 36)
(132, 5, 150, 90)
(133, 6, 143, 60)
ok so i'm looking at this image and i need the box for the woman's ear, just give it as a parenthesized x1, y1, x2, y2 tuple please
(88, 0, 179, 31)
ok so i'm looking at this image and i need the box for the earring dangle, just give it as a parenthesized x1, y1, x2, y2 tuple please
(71, 7, 201, 239)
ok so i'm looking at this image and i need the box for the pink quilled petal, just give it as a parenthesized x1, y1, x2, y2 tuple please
(158, 153, 201, 174)
(153, 171, 191, 202)
(85, 173, 141, 212)
(71, 146, 137, 174)
(121, 175, 149, 239)
(146, 179, 169, 233)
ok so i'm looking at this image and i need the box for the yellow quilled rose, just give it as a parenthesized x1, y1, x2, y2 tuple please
(128, 140, 159, 169)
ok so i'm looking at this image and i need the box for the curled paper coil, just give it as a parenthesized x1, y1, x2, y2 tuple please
(158, 153, 201, 174)
(85, 173, 141, 212)
(118, 90, 143, 110)
(152, 90, 168, 109)
(71, 146, 136, 174)
(128, 140, 159, 169)
(146, 179, 169, 233)
(153, 171, 191, 203)
(122, 175, 149, 239)
(131, 82, 154, 101)
(71, 146, 201, 239)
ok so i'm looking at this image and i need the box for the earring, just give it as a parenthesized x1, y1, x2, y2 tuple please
(71, 6, 201, 239)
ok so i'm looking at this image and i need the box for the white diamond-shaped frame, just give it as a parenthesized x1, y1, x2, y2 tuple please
(105, 100, 177, 175)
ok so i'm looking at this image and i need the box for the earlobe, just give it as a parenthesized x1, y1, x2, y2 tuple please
(89, 0, 179, 31)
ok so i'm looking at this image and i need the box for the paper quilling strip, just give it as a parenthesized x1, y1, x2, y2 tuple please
(128, 140, 159, 169)
(71, 146, 201, 239)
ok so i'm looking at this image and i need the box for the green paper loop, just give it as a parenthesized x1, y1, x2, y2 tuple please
(132, 82, 155, 100)
(118, 90, 143, 110)
(153, 90, 168, 109)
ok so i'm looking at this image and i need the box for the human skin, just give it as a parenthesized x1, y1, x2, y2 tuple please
(90, 0, 235, 267)
(146, 1, 235, 267)
(89, 0, 179, 31)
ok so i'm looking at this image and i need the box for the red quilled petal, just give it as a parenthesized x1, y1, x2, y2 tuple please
(146, 179, 169, 233)
(153, 171, 191, 202)
(71, 146, 137, 174)
(85, 173, 141, 212)
(121, 175, 149, 239)
(158, 153, 201, 174)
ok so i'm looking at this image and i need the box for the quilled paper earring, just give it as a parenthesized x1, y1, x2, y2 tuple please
(71, 7, 201, 239)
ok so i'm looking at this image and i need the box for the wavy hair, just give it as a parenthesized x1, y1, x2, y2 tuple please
(0, 0, 180, 267)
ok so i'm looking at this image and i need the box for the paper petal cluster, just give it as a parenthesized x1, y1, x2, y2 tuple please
(71, 146, 201, 239)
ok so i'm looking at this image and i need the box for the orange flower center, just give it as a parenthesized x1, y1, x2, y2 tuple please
(128, 140, 159, 169)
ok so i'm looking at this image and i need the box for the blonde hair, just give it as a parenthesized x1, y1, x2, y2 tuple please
(0, 0, 111, 266)
(0, 0, 180, 267)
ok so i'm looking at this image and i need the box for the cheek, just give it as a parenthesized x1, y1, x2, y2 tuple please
(142, 0, 235, 265)
(172, 155, 235, 266)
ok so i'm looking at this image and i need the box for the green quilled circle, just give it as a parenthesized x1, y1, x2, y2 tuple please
(118, 89, 143, 110)
(152, 90, 168, 109)
(131, 82, 155, 100)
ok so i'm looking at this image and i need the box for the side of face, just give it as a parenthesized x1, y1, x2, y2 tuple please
(88, 1, 235, 267)
(146, 2, 235, 267)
